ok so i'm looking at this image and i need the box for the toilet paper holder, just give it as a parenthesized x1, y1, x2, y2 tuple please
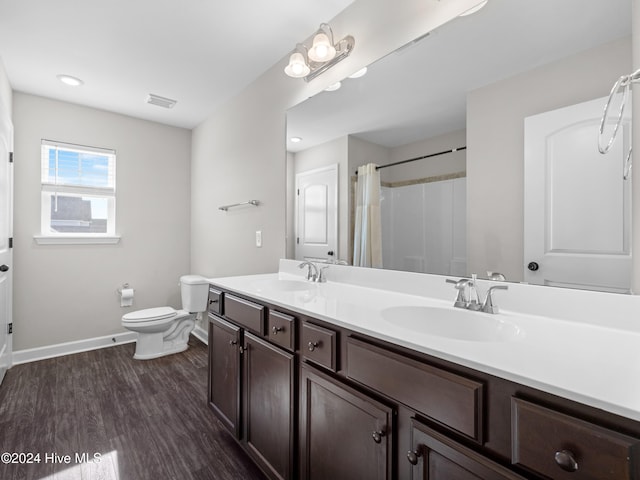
(117, 283, 135, 295)
(118, 283, 135, 307)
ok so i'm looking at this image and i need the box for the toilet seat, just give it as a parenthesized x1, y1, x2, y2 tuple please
(123, 306, 177, 326)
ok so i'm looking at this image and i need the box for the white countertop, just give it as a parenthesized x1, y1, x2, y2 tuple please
(207, 260, 640, 422)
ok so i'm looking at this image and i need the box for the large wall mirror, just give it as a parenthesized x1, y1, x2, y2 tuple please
(286, 0, 632, 293)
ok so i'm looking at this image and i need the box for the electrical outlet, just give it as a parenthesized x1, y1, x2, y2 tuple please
(256, 230, 262, 247)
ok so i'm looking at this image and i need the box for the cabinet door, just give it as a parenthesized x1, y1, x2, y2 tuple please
(408, 419, 525, 480)
(208, 314, 241, 438)
(244, 332, 295, 480)
(300, 364, 394, 480)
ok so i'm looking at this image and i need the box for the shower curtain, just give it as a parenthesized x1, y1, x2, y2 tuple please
(353, 163, 383, 268)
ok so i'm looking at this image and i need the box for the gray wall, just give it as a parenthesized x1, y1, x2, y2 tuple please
(383, 129, 466, 183)
(12, 93, 191, 350)
(0, 58, 11, 119)
(467, 37, 631, 282)
(190, 0, 482, 279)
(290, 136, 349, 261)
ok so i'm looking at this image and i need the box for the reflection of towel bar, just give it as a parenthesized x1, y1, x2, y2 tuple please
(218, 200, 260, 211)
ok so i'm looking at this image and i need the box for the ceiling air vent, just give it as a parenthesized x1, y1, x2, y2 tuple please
(146, 93, 177, 109)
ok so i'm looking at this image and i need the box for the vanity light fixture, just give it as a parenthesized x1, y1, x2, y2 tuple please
(290, 137, 302, 143)
(57, 74, 84, 86)
(284, 23, 355, 82)
(324, 82, 341, 92)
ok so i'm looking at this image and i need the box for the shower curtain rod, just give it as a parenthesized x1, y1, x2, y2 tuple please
(356, 146, 466, 173)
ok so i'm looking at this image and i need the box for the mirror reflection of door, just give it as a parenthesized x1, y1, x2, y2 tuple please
(295, 164, 338, 262)
(524, 96, 632, 293)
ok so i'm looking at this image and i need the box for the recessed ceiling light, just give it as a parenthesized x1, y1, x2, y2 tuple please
(348, 67, 368, 79)
(57, 74, 84, 86)
(459, 0, 488, 16)
(324, 82, 342, 92)
(290, 137, 302, 143)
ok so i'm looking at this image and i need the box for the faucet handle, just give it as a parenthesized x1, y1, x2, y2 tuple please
(482, 285, 509, 314)
(318, 265, 330, 283)
(446, 278, 470, 308)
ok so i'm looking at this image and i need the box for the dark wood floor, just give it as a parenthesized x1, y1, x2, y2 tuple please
(0, 337, 266, 480)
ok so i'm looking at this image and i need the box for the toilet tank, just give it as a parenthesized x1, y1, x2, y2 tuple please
(180, 275, 209, 313)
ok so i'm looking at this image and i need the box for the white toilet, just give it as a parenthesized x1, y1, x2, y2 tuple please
(122, 275, 209, 360)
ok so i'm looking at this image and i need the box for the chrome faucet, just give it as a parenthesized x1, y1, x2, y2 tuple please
(445, 275, 508, 314)
(298, 261, 319, 282)
(466, 273, 482, 311)
(481, 285, 509, 314)
(487, 271, 506, 281)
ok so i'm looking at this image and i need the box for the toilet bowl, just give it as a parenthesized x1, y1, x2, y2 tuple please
(122, 275, 209, 360)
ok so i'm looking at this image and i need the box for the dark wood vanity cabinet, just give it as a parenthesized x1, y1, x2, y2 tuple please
(207, 284, 640, 480)
(299, 364, 394, 480)
(511, 398, 640, 480)
(243, 332, 295, 480)
(208, 314, 241, 437)
(207, 291, 295, 480)
(408, 419, 526, 480)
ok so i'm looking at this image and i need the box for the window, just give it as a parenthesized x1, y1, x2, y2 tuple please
(38, 140, 117, 243)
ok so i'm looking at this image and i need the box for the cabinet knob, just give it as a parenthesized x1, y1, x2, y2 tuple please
(308, 341, 319, 352)
(229, 340, 238, 346)
(554, 450, 579, 472)
(372, 430, 385, 444)
(272, 326, 284, 335)
(407, 450, 422, 465)
(527, 261, 540, 271)
(0, 264, 8, 272)
(209, 299, 218, 304)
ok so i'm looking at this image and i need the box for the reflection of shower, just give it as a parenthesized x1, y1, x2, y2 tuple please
(381, 176, 466, 276)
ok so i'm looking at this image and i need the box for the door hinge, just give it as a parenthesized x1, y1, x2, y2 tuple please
(7, 323, 12, 334)
(297, 189, 300, 195)
(8, 152, 13, 163)
(8, 237, 12, 248)
(296, 237, 299, 244)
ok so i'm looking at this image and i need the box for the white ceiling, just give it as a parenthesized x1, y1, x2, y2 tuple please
(287, 0, 632, 152)
(0, 0, 354, 129)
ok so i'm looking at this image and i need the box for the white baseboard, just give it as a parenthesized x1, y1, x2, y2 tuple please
(192, 325, 208, 345)
(12, 332, 137, 366)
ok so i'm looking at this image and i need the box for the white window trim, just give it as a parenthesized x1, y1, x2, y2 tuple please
(33, 235, 121, 245)
(37, 139, 118, 244)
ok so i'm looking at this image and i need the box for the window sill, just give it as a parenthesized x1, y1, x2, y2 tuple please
(33, 235, 121, 245)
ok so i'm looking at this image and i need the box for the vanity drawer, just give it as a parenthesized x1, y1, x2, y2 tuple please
(224, 294, 265, 335)
(346, 337, 483, 442)
(301, 322, 337, 371)
(511, 398, 640, 480)
(268, 310, 296, 351)
(208, 287, 222, 315)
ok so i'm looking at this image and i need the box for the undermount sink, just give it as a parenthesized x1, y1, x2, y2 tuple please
(381, 305, 522, 342)
(250, 278, 312, 293)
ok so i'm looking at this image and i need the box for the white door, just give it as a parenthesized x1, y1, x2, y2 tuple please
(295, 165, 338, 262)
(524, 96, 631, 293)
(0, 98, 13, 384)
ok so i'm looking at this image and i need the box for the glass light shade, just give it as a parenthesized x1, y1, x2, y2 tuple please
(459, 0, 488, 16)
(348, 67, 368, 79)
(324, 82, 341, 92)
(308, 33, 336, 62)
(284, 52, 310, 78)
